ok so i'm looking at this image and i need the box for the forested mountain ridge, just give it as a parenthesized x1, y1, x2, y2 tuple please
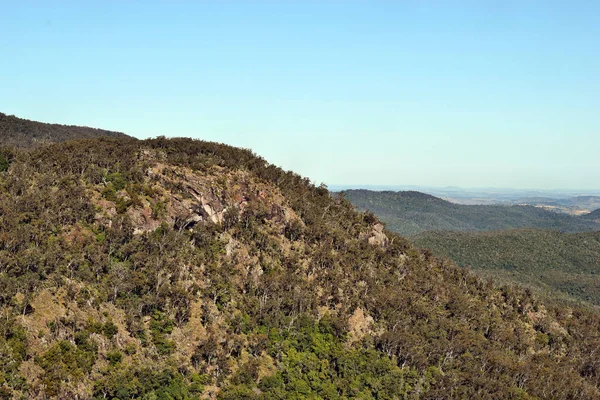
(1, 134, 600, 398)
(0, 112, 128, 148)
(413, 229, 600, 305)
(343, 189, 600, 236)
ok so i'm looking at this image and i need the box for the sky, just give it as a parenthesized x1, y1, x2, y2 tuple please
(1, 1, 599, 190)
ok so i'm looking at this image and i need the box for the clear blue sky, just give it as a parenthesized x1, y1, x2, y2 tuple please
(1, 1, 599, 189)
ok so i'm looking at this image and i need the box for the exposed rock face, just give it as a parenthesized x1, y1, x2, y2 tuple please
(360, 222, 389, 247)
(92, 151, 301, 237)
(347, 308, 374, 344)
(368, 223, 389, 247)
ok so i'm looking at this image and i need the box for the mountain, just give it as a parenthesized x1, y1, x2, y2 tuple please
(0, 112, 128, 148)
(413, 229, 600, 305)
(1, 129, 600, 397)
(342, 189, 600, 236)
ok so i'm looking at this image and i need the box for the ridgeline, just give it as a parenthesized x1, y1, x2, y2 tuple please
(0, 112, 128, 148)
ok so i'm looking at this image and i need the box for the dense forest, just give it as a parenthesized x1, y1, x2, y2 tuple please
(0, 133, 600, 399)
(0, 112, 128, 148)
(342, 189, 600, 236)
(413, 229, 600, 305)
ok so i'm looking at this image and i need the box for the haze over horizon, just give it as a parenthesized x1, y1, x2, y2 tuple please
(2, 1, 599, 190)
(328, 184, 600, 195)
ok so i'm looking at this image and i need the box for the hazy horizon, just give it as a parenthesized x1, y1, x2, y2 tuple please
(2, 2, 599, 190)
(328, 184, 600, 198)
(328, 184, 600, 193)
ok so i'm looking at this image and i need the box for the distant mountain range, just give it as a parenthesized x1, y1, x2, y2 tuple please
(331, 184, 600, 206)
(0, 112, 128, 148)
(512, 196, 600, 215)
(342, 189, 600, 236)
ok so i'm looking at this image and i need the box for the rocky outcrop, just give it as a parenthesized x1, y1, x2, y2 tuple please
(359, 222, 389, 247)
(347, 307, 374, 344)
(91, 152, 301, 238)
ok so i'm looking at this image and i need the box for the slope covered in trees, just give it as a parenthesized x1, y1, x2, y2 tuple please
(342, 189, 600, 236)
(1, 135, 600, 398)
(413, 229, 600, 305)
(0, 112, 128, 148)
(582, 209, 600, 221)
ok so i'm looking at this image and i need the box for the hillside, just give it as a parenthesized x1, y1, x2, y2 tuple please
(0, 112, 128, 148)
(1, 136, 600, 398)
(413, 229, 600, 305)
(342, 189, 600, 236)
(582, 209, 600, 221)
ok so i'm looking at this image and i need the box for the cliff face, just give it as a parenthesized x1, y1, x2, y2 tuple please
(1, 136, 600, 399)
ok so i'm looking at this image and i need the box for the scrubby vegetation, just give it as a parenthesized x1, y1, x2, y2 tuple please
(0, 112, 128, 148)
(413, 229, 600, 305)
(343, 189, 600, 236)
(1, 128, 600, 398)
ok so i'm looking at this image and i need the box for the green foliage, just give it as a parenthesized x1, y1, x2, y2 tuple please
(0, 318, 29, 394)
(101, 186, 118, 202)
(74, 331, 99, 354)
(188, 373, 206, 395)
(93, 366, 196, 400)
(150, 311, 176, 355)
(106, 172, 127, 191)
(151, 199, 168, 219)
(283, 218, 304, 241)
(102, 321, 119, 339)
(101, 172, 139, 213)
(413, 229, 600, 305)
(0, 153, 10, 172)
(218, 385, 257, 400)
(37, 340, 97, 396)
(218, 317, 419, 399)
(106, 351, 123, 365)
